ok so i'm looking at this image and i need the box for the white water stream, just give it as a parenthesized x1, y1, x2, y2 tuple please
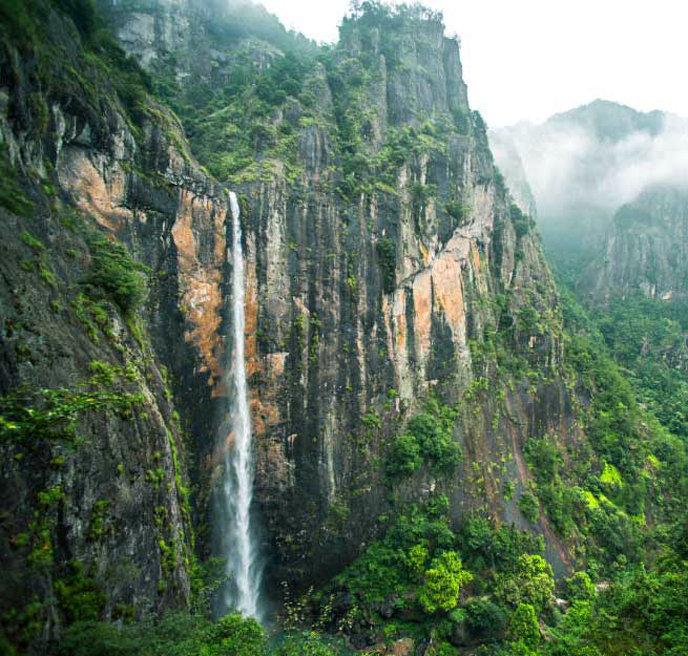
(220, 191, 262, 620)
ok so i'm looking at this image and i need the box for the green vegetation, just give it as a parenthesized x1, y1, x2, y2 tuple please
(1, 0, 687, 655)
(59, 612, 266, 656)
(0, 147, 34, 218)
(84, 234, 148, 315)
(41, 608, 349, 656)
(417, 551, 473, 614)
(510, 203, 535, 238)
(597, 294, 688, 437)
(517, 492, 540, 524)
(0, 386, 143, 446)
(386, 397, 462, 478)
(375, 237, 397, 294)
(279, 500, 564, 652)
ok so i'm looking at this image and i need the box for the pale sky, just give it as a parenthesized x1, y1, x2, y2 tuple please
(257, 0, 688, 128)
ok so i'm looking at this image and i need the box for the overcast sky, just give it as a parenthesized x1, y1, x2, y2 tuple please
(257, 0, 688, 128)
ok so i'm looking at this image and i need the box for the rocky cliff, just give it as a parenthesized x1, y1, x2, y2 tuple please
(3, 2, 683, 653)
(0, 0, 237, 648)
(92, 0, 578, 587)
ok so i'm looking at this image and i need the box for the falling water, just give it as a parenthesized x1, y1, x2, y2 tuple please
(219, 191, 262, 620)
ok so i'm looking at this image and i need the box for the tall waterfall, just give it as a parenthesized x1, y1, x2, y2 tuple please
(219, 191, 262, 620)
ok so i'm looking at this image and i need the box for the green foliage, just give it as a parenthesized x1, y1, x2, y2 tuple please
(564, 572, 595, 602)
(495, 555, 554, 615)
(84, 234, 148, 315)
(54, 561, 105, 623)
(508, 604, 540, 647)
(557, 285, 688, 569)
(386, 397, 462, 478)
(445, 200, 468, 223)
(272, 631, 339, 656)
(343, 2, 445, 51)
(20, 231, 44, 250)
(597, 294, 688, 438)
(386, 432, 422, 477)
(59, 612, 265, 656)
(510, 204, 534, 238)
(0, 386, 143, 445)
(72, 292, 111, 342)
(255, 52, 308, 106)
(334, 497, 456, 607)
(546, 566, 688, 656)
(1, 0, 155, 137)
(418, 551, 473, 614)
(523, 436, 577, 536)
(517, 492, 540, 524)
(376, 237, 397, 294)
(457, 515, 545, 573)
(465, 597, 508, 642)
(599, 462, 623, 491)
(0, 147, 34, 217)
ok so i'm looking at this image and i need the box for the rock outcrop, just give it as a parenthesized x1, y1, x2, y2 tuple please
(0, 2, 236, 648)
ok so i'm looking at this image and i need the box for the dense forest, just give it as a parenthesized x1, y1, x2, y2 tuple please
(0, 1, 686, 655)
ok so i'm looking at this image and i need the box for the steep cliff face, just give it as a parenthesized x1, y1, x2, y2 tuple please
(582, 185, 688, 302)
(11, 3, 686, 653)
(99, 1, 577, 586)
(0, 2, 583, 625)
(0, 1, 242, 648)
(235, 12, 574, 585)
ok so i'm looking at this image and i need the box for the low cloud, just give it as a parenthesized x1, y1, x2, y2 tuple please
(492, 108, 688, 222)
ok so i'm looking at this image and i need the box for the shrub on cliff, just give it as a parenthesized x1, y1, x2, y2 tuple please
(84, 234, 148, 316)
(495, 555, 554, 616)
(386, 398, 462, 479)
(60, 611, 265, 656)
(418, 551, 473, 614)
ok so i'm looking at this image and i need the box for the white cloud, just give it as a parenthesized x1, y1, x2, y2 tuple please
(496, 112, 688, 222)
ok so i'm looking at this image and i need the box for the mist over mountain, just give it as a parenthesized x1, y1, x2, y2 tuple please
(491, 99, 688, 261)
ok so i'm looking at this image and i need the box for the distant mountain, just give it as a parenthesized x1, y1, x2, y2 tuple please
(581, 184, 688, 301)
(490, 100, 688, 267)
(488, 129, 537, 219)
(547, 98, 664, 143)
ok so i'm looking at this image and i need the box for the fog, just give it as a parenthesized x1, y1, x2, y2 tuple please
(492, 108, 688, 225)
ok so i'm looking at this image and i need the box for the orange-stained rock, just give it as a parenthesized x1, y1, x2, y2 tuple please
(432, 247, 466, 341)
(58, 148, 132, 231)
(172, 189, 227, 394)
(412, 268, 433, 361)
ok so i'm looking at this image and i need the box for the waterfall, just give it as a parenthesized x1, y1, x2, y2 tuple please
(219, 191, 262, 620)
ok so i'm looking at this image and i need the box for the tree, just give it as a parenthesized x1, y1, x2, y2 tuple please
(496, 554, 554, 615)
(565, 572, 596, 602)
(418, 551, 473, 614)
(386, 432, 422, 477)
(508, 603, 540, 647)
(518, 492, 540, 523)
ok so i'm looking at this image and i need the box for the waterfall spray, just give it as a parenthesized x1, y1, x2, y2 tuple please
(219, 191, 262, 620)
